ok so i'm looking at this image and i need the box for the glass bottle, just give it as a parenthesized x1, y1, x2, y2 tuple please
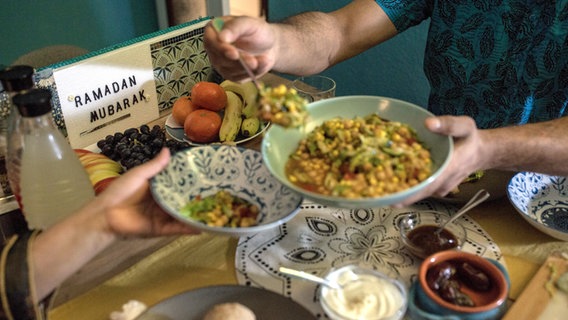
(12, 88, 95, 229)
(0, 65, 34, 204)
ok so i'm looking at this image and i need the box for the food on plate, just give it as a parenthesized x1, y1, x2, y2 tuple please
(202, 302, 256, 320)
(191, 81, 227, 112)
(241, 117, 261, 137)
(220, 80, 259, 118)
(184, 109, 223, 143)
(406, 225, 459, 257)
(426, 260, 492, 307)
(285, 114, 432, 198)
(259, 84, 308, 128)
(172, 80, 265, 144)
(218, 91, 243, 142)
(557, 271, 568, 293)
(74, 149, 123, 195)
(180, 190, 260, 227)
(172, 95, 199, 125)
(97, 124, 190, 170)
(449, 170, 485, 195)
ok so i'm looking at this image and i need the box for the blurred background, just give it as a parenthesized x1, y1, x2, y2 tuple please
(0, 0, 261, 68)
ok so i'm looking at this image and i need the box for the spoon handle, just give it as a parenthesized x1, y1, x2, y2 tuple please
(279, 267, 340, 289)
(445, 189, 490, 226)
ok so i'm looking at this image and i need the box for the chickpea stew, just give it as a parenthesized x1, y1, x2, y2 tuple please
(259, 84, 309, 128)
(285, 114, 432, 198)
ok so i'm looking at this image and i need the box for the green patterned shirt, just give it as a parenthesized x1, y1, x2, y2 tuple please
(376, 0, 568, 129)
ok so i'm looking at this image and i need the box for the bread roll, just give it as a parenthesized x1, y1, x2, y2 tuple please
(203, 302, 256, 320)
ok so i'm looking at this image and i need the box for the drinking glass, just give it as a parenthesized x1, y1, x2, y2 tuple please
(292, 75, 336, 102)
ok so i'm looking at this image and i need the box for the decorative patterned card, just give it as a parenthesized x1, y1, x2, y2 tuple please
(20, 17, 220, 148)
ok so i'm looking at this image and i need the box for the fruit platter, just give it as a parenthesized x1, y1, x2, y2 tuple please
(165, 80, 268, 146)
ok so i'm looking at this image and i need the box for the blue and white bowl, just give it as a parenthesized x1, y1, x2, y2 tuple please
(507, 172, 568, 241)
(150, 145, 304, 237)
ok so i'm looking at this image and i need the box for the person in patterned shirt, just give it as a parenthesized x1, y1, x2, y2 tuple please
(204, 0, 568, 206)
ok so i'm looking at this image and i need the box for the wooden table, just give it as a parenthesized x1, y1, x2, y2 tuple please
(47, 74, 568, 319)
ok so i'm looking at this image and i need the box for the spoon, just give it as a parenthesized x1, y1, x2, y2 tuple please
(279, 266, 341, 290)
(435, 189, 490, 235)
(211, 18, 262, 90)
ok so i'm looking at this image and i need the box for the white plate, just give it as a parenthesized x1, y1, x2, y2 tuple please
(165, 115, 269, 146)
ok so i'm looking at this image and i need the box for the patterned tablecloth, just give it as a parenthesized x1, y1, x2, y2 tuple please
(236, 199, 504, 318)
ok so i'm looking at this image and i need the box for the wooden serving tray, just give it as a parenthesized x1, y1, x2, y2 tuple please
(503, 252, 568, 320)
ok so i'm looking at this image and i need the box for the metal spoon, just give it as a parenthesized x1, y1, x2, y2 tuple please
(435, 189, 490, 235)
(279, 266, 341, 290)
(211, 18, 262, 90)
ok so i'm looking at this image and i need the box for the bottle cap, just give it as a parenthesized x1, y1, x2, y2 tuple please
(0, 65, 35, 92)
(13, 88, 52, 117)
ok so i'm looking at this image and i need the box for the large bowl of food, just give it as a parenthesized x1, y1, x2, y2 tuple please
(507, 172, 568, 241)
(150, 145, 304, 237)
(261, 96, 453, 208)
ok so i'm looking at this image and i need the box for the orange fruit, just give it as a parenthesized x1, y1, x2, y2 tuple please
(191, 81, 227, 112)
(172, 96, 199, 126)
(184, 109, 222, 143)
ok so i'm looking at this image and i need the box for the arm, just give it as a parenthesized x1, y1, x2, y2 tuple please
(395, 116, 568, 206)
(204, 0, 397, 81)
(30, 148, 197, 301)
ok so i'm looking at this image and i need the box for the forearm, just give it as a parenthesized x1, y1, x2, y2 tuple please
(480, 117, 568, 175)
(270, 0, 397, 75)
(269, 12, 341, 75)
(31, 200, 116, 302)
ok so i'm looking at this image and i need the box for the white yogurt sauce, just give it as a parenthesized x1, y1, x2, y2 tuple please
(321, 270, 405, 320)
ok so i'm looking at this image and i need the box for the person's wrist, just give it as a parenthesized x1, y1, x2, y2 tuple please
(80, 199, 119, 243)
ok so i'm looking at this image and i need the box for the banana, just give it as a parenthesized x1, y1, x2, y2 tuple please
(219, 91, 243, 142)
(240, 117, 261, 137)
(220, 80, 259, 118)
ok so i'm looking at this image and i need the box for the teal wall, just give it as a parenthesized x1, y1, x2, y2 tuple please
(0, 0, 159, 66)
(268, 1, 431, 107)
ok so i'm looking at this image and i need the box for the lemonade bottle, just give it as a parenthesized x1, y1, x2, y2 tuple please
(12, 88, 94, 229)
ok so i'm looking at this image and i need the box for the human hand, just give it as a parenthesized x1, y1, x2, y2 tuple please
(95, 148, 199, 237)
(394, 115, 486, 207)
(204, 16, 276, 82)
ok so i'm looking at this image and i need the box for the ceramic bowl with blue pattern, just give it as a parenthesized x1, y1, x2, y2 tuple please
(507, 172, 568, 241)
(150, 145, 304, 237)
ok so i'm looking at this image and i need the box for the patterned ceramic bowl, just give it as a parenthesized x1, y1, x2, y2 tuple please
(150, 145, 304, 237)
(507, 172, 568, 241)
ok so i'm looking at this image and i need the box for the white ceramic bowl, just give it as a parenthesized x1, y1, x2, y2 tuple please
(150, 145, 304, 237)
(262, 96, 453, 208)
(507, 172, 568, 241)
(320, 265, 407, 320)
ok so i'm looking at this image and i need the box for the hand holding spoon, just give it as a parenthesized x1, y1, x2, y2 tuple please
(210, 18, 309, 128)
